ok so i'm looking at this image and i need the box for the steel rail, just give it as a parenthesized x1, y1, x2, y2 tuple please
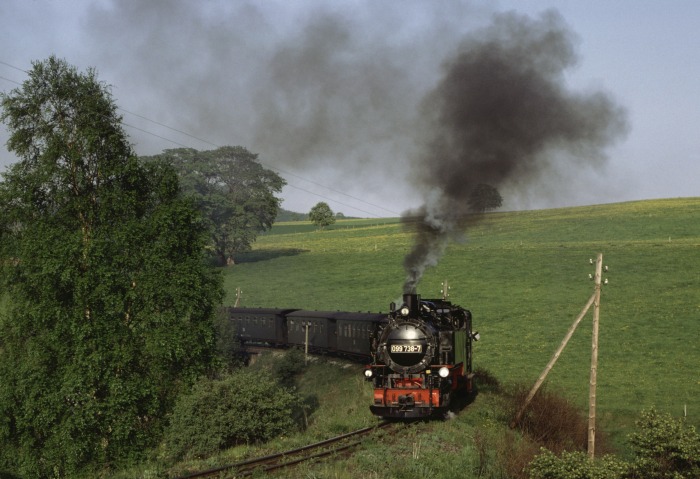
(175, 421, 393, 479)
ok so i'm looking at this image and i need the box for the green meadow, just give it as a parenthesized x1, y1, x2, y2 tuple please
(223, 198, 700, 446)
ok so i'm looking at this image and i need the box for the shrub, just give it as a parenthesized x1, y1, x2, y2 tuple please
(626, 408, 700, 479)
(528, 449, 629, 479)
(272, 347, 307, 387)
(511, 385, 589, 453)
(164, 369, 301, 460)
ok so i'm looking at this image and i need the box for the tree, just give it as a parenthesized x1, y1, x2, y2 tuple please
(309, 201, 336, 229)
(468, 183, 503, 213)
(143, 147, 285, 265)
(0, 56, 223, 477)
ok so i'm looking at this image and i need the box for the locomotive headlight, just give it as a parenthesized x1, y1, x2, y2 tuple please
(364, 369, 373, 378)
(438, 367, 450, 378)
(400, 306, 410, 316)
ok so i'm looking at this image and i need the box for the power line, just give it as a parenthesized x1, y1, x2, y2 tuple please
(116, 106, 399, 216)
(0, 75, 21, 86)
(1, 60, 400, 217)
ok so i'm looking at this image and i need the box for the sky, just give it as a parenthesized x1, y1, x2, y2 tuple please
(1, 0, 698, 218)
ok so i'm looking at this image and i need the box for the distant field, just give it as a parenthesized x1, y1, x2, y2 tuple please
(222, 198, 700, 446)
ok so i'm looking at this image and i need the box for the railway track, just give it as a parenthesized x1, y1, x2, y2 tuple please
(175, 421, 395, 479)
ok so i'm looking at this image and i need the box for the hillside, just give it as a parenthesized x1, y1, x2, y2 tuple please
(223, 198, 700, 448)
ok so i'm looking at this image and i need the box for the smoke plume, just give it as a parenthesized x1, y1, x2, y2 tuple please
(79, 1, 478, 208)
(402, 10, 628, 293)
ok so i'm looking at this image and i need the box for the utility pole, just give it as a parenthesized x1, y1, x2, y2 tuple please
(588, 253, 603, 459)
(511, 254, 606, 432)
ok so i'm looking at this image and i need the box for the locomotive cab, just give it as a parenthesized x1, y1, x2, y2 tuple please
(366, 293, 477, 418)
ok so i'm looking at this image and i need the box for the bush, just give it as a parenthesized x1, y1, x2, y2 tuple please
(528, 449, 629, 479)
(272, 347, 307, 387)
(164, 369, 301, 460)
(626, 408, 700, 479)
(511, 386, 589, 453)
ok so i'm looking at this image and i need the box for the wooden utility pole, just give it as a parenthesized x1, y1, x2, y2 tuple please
(510, 292, 596, 428)
(588, 253, 603, 459)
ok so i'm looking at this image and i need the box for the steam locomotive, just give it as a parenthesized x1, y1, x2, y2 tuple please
(365, 293, 479, 418)
(223, 292, 478, 419)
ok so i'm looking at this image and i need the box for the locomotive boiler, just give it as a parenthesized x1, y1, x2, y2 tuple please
(364, 293, 479, 418)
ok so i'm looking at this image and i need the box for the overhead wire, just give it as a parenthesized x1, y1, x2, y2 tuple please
(0, 59, 400, 218)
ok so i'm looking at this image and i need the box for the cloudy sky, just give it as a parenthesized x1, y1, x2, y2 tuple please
(1, 0, 698, 217)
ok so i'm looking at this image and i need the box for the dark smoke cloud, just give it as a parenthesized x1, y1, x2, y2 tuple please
(402, 10, 628, 293)
(77, 2, 626, 292)
(81, 1, 482, 200)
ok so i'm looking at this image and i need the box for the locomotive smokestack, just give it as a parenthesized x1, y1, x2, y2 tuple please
(401, 10, 627, 293)
(403, 293, 421, 314)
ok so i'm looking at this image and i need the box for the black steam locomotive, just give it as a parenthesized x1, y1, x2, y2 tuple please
(223, 293, 478, 418)
(365, 293, 478, 418)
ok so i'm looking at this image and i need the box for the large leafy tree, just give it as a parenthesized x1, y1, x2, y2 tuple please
(143, 147, 285, 265)
(0, 57, 222, 477)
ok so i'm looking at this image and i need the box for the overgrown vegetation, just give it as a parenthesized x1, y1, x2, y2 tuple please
(528, 408, 700, 478)
(512, 386, 590, 453)
(163, 369, 302, 461)
(89, 349, 697, 478)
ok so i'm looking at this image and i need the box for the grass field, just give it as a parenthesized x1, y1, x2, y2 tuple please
(223, 198, 700, 447)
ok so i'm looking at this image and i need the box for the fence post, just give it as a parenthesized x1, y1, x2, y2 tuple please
(305, 322, 310, 365)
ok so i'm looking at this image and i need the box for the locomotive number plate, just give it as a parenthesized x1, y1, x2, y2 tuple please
(390, 344, 422, 353)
